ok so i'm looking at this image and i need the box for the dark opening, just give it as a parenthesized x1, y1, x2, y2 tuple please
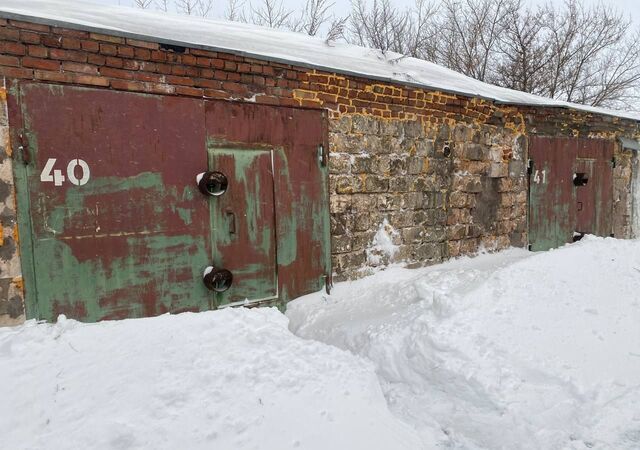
(159, 42, 187, 53)
(442, 143, 452, 158)
(573, 232, 585, 242)
(573, 173, 589, 186)
(198, 171, 228, 197)
(203, 267, 233, 293)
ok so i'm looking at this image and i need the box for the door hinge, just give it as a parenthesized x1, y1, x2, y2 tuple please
(17, 131, 31, 165)
(317, 143, 327, 167)
(324, 273, 333, 295)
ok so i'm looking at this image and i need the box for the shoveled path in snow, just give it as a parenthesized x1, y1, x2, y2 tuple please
(287, 237, 640, 449)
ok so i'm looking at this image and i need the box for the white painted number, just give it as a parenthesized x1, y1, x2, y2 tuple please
(40, 158, 90, 187)
(533, 169, 547, 185)
(67, 159, 90, 186)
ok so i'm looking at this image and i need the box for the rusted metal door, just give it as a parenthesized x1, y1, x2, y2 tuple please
(573, 140, 614, 236)
(528, 136, 614, 251)
(207, 148, 277, 307)
(10, 82, 212, 321)
(205, 101, 331, 306)
(9, 82, 330, 322)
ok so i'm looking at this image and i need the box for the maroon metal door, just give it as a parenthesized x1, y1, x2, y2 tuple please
(529, 136, 614, 251)
(573, 140, 614, 236)
(10, 83, 330, 322)
(11, 83, 212, 321)
(205, 101, 331, 305)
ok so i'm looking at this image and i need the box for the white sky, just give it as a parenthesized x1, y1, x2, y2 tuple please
(93, 0, 640, 25)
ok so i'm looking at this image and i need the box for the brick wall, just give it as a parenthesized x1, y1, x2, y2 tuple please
(0, 17, 639, 315)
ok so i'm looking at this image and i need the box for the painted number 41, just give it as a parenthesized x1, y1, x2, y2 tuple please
(40, 158, 91, 186)
(533, 169, 547, 185)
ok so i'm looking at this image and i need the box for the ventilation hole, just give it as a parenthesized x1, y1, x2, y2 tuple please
(159, 42, 187, 53)
(573, 173, 589, 186)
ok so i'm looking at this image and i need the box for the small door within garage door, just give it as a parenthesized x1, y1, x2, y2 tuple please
(529, 136, 614, 251)
(10, 82, 330, 322)
(208, 148, 278, 307)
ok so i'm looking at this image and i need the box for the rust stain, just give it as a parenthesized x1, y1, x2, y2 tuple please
(12, 276, 23, 293)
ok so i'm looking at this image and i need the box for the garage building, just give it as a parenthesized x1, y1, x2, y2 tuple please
(0, 0, 638, 324)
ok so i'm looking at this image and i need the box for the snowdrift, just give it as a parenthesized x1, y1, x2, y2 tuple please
(2, 237, 639, 449)
(0, 308, 420, 450)
(289, 236, 640, 449)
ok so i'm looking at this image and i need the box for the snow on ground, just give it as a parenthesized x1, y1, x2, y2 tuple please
(0, 308, 421, 450)
(288, 236, 640, 449)
(2, 236, 639, 450)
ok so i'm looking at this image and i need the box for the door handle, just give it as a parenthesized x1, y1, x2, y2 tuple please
(226, 210, 236, 234)
(577, 201, 583, 211)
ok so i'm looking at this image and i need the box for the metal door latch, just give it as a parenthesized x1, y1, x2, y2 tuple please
(317, 144, 327, 167)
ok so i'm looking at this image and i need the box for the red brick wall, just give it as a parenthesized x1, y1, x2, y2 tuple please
(0, 18, 638, 137)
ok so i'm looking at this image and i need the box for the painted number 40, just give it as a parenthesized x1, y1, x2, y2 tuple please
(40, 158, 90, 186)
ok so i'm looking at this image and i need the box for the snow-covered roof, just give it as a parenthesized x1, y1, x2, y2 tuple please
(2, 0, 639, 122)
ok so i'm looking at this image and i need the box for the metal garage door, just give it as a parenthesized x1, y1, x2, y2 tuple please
(528, 136, 614, 251)
(9, 82, 330, 322)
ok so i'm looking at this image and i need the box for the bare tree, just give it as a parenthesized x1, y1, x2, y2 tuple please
(134, 0, 154, 8)
(349, 0, 409, 54)
(348, 0, 438, 57)
(325, 15, 349, 45)
(541, 0, 635, 107)
(175, 0, 214, 16)
(436, 0, 518, 81)
(291, 0, 335, 36)
(225, 0, 247, 21)
(492, 4, 549, 93)
(248, 0, 294, 28)
(156, 0, 170, 11)
(586, 30, 640, 109)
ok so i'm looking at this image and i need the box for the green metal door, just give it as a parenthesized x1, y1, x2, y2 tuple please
(207, 148, 278, 308)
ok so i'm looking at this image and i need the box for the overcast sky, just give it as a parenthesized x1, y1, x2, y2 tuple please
(93, 0, 640, 25)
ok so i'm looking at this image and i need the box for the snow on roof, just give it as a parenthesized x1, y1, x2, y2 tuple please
(2, 0, 639, 122)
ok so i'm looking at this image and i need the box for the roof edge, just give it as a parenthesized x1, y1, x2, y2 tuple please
(1, 8, 639, 124)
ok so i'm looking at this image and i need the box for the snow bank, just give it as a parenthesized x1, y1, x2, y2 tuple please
(0, 0, 638, 122)
(0, 308, 421, 450)
(288, 237, 640, 449)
